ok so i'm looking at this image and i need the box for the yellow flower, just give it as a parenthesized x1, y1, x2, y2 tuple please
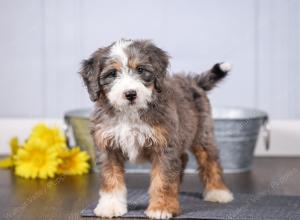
(10, 137, 21, 155)
(1, 123, 90, 178)
(0, 157, 14, 168)
(0, 137, 21, 168)
(57, 147, 90, 175)
(14, 139, 61, 179)
(29, 123, 67, 152)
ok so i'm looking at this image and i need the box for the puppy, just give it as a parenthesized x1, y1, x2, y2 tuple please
(80, 39, 233, 219)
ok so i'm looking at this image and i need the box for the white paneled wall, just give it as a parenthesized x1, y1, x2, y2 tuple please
(0, 0, 299, 119)
(0, 0, 44, 117)
(257, 0, 300, 118)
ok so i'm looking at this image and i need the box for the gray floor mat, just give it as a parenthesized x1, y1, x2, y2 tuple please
(81, 189, 300, 220)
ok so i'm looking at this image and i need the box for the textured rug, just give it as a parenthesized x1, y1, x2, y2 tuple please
(81, 189, 300, 220)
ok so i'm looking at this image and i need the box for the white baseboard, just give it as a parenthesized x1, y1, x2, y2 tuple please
(0, 118, 299, 156)
(255, 120, 300, 156)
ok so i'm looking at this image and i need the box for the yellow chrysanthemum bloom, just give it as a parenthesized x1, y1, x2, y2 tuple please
(10, 137, 21, 155)
(57, 147, 90, 175)
(14, 139, 61, 179)
(2, 123, 90, 178)
(29, 123, 67, 152)
(0, 137, 21, 168)
(0, 157, 14, 168)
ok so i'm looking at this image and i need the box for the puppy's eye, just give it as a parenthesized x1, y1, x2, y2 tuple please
(137, 67, 145, 74)
(106, 70, 117, 78)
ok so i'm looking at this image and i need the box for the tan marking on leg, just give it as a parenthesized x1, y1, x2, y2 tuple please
(99, 151, 125, 192)
(191, 146, 226, 190)
(94, 151, 128, 217)
(146, 159, 181, 219)
(100, 158, 125, 192)
(191, 146, 233, 203)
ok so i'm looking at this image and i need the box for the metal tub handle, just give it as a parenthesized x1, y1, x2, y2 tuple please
(262, 116, 270, 151)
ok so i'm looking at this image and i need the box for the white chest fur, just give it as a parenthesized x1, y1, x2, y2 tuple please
(101, 112, 154, 162)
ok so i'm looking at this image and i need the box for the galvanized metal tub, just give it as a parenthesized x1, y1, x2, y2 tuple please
(212, 107, 269, 173)
(64, 107, 269, 173)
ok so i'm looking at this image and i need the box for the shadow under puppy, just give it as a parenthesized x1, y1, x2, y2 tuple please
(80, 39, 233, 219)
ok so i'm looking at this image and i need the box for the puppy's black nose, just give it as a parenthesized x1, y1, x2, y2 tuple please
(124, 90, 137, 101)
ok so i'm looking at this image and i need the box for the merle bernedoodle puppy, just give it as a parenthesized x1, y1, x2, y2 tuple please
(79, 39, 233, 219)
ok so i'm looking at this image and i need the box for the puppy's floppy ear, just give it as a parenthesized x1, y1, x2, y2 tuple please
(79, 57, 100, 102)
(147, 43, 169, 93)
(79, 47, 109, 101)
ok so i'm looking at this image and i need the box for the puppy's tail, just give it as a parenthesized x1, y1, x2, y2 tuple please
(194, 62, 231, 91)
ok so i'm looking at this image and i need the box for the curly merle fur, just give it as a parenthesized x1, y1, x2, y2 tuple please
(79, 39, 233, 219)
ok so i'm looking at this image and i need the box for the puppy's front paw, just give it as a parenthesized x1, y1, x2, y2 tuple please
(94, 200, 127, 218)
(94, 190, 127, 218)
(219, 62, 232, 72)
(204, 189, 234, 203)
(145, 209, 173, 219)
(145, 202, 180, 220)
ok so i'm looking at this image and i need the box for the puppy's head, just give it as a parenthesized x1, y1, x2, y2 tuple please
(80, 39, 169, 111)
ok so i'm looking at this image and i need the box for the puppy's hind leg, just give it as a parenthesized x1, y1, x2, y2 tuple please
(191, 143, 233, 203)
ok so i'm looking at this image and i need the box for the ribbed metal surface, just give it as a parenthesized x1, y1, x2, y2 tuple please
(213, 107, 268, 173)
(64, 107, 268, 173)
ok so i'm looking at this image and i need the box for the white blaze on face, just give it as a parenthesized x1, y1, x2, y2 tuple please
(110, 39, 132, 67)
(107, 39, 153, 110)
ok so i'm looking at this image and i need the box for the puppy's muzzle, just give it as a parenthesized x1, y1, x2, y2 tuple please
(124, 90, 137, 102)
